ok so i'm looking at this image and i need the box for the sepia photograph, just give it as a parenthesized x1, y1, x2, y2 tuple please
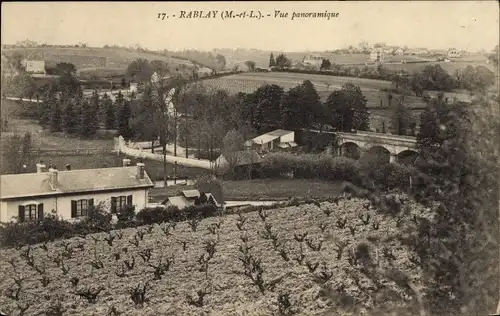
(0, 1, 499, 315)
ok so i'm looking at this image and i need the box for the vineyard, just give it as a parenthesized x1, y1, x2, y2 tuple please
(0, 194, 434, 316)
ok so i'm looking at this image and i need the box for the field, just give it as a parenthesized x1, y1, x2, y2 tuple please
(0, 195, 432, 315)
(216, 50, 431, 69)
(149, 179, 344, 203)
(2, 47, 194, 70)
(222, 179, 344, 201)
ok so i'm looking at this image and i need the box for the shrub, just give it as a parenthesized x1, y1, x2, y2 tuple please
(259, 153, 363, 185)
(136, 206, 181, 225)
(0, 213, 74, 248)
(117, 204, 136, 222)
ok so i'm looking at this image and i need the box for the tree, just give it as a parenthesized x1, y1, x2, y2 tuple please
(320, 59, 332, 71)
(39, 88, 56, 128)
(81, 90, 100, 136)
(115, 91, 132, 139)
(488, 44, 499, 67)
(130, 85, 158, 152)
(269, 53, 276, 68)
(358, 41, 370, 54)
(244, 61, 256, 71)
(280, 80, 323, 130)
(392, 95, 414, 135)
(62, 97, 79, 134)
(126, 58, 154, 84)
(252, 84, 284, 133)
(221, 129, 245, 176)
(2, 132, 34, 174)
(49, 99, 62, 132)
(325, 83, 370, 132)
(419, 64, 457, 91)
(215, 54, 226, 71)
(415, 96, 499, 315)
(55, 62, 76, 76)
(275, 54, 292, 69)
(457, 65, 495, 93)
(102, 93, 115, 129)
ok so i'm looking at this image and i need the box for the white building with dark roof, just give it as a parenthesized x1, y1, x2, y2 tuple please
(0, 161, 154, 223)
(248, 129, 297, 153)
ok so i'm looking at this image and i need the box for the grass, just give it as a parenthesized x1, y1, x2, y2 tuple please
(149, 179, 344, 203)
(222, 178, 344, 200)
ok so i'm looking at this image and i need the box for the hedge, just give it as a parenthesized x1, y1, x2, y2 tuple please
(259, 152, 365, 185)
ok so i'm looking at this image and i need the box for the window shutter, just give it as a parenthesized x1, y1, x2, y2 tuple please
(37, 204, 44, 220)
(127, 195, 133, 205)
(111, 197, 117, 213)
(88, 198, 94, 207)
(71, 200, 77, 218)
(18, 205, 25, 222)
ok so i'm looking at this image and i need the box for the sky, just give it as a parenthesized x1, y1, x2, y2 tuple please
(1, 1, 499, 52)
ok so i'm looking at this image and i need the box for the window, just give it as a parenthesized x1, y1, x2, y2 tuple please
(111, 195, 132, 213)
(71, 199, 94, 218)
(18, 203, 43, 222)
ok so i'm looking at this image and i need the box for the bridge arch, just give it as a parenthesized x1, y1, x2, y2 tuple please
(397, 149, 419, 166)
(360, 145, 391, 164)
(339, 142, 361, 160)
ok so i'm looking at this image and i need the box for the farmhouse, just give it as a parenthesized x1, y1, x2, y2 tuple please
(162, 190, 221, 210)
(23, 60, 46, 74)
(0, 161, 154, 223)
(247, 129, 297, 153)
(302, 54, 324, 69)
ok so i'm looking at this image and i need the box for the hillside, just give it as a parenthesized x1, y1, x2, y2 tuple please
(201, 72, 427, 109)
(1, 47, 195, 70)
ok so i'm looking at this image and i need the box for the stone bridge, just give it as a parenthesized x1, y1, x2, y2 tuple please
(336, 131, 418, 163)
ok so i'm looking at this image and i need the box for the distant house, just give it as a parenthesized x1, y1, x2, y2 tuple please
(447, 48, 462, 58)
(429, 49, 448, 56)
(411, 48, 430, 56)
(369, 49, 384, 62)
(247, 129, 297, 153)
(0, 161, 154, 223)
(394, 47, 404, 55)
(162, 189, 221, 210)
(23, 60, 46, 74)
(302, 54, 324, 69)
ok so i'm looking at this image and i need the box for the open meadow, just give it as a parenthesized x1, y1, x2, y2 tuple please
(0, 195, 433, 316)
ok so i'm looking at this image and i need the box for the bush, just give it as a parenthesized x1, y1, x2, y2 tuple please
(259, 153, 364, 185)
(136, 206, 181, 224)
(0, 213, 74, 248)
(117, 204, 136, 222)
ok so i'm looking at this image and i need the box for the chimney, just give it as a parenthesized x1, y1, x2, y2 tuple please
(49, 168, 58, 188)
(122, 159, 131, 167)
(36, 163, 47, 173)
(136, 162, 145, 179)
